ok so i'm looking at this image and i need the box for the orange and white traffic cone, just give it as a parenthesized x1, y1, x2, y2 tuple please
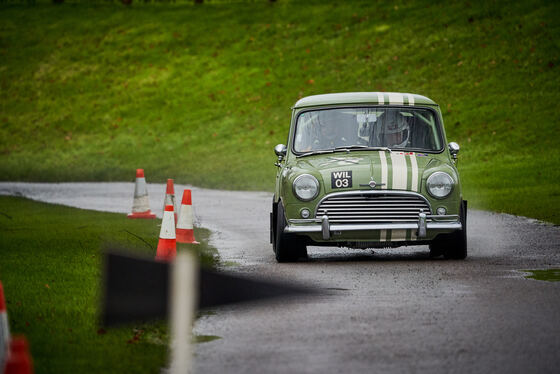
(163, 179, 177, 223)
(176, 190, 199, 244)
(127, 169, 156, 219)
(1, 281, 10, 371)
(4, 336, 33, 374)
(155, 205, 177, 261)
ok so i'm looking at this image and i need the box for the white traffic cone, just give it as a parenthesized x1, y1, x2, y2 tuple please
(155, 205, 177, 261)
(128, 169, 156, 219)
(1, 281, 10, 372)
(163, 179, 177, 223)
(176, 189, 199, 244)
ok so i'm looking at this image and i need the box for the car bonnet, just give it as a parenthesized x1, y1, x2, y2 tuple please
(294, 151, 438, 195)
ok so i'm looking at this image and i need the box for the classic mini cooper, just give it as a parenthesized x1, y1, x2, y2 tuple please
(270, 92, 467, 262)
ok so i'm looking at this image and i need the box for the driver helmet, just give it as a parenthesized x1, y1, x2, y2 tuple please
(382, 110, 410, 147)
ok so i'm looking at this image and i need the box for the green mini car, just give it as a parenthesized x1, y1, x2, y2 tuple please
(270, 92, 466, 262)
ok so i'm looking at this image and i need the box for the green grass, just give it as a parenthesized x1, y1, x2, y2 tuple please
(0, 0, 559, 223)
(0, 196, 217, 374)
(522, 269, 560, 282)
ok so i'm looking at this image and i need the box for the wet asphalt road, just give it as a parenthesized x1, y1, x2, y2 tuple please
(1, 182, 560, 373)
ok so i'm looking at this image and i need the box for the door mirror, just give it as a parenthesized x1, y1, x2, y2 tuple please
(274, 144, 287, 167)
(274, 144, 287, 157)
(448, 142, 460, 161)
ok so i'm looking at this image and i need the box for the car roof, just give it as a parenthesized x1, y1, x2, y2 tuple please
(293, 92, 437, 109)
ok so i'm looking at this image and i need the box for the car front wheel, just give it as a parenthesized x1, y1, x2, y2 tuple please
(429, 200, 467, 260)
(274, 202, 307, 262)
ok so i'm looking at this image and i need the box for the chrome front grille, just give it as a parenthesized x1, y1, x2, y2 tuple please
(315, 192, 431, 224)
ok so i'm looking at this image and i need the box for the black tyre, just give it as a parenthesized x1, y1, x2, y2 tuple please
(428, 243, 444, 258)
(274, 202, 307, 262)
(429, 200, 467, 259)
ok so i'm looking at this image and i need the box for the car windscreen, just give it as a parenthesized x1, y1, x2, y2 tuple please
(293, 107, 443, 153)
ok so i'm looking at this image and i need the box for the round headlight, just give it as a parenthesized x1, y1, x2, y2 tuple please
(293, 174, 319, 201)
(426, 172, 454, 199)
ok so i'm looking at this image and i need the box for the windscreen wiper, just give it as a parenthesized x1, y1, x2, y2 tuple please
(297, 145, 392, 158)
(364, 146, 392, 153)
(333, 145, 368, 152)
(333, 145, 392, 153)
(296, 149, 336, 158)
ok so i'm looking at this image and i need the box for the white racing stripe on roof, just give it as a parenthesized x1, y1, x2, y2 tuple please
(377, 92, 384, 104)
(407, 94, 415, 105)
(388, 93, 404, 105)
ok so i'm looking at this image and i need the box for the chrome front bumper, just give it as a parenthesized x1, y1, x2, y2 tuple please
(285, 212, 461, 240)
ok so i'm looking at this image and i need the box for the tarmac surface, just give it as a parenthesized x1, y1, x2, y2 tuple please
(1, 182, 560, 373)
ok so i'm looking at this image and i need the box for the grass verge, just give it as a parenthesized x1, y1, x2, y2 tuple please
(0, 196, 217, 374)
(0, 0, 558, 223)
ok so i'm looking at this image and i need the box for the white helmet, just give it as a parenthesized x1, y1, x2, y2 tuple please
(381, 110, 410, 147)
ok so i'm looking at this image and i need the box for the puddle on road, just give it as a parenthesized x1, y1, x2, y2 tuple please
(194, 335, 222, 344)
(522, 269, 560, 282)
